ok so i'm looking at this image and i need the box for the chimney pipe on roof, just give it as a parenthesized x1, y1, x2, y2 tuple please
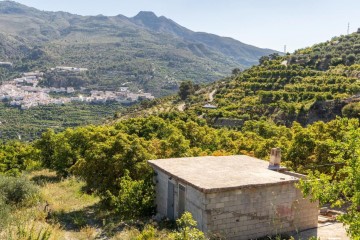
(269, 148, 281, 167)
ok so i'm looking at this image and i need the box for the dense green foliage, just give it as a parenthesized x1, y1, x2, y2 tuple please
(178, 81, 199, 100)
(185, 57, 360, 127)
(24, 112, 357, 226)
(0, 141, 39, 176)
(1, 112, 360, 237)
(109, 170, 155, 219)
(149, 33, 357, 128)
(299, 125, 360, 238)
(292, 33, 360, 70)
(0, 102, 123, 141)
(0, 175, 40, 207)
(342, 101, 360, 118)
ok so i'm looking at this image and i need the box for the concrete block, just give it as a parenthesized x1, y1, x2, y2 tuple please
(215, 202, 225, 208)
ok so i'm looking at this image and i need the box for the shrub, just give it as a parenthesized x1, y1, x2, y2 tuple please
(171, 212, 206, 240)
(0, 175, 40, 207)
(342, 102, 360, 118)
(109, 170, 155, 220)
(0, 141, 40, 176)
(135, 225, 156, 240)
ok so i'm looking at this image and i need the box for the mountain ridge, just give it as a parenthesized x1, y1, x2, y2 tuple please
(0, 1, 280, 96)
(130, 10, 276, 65)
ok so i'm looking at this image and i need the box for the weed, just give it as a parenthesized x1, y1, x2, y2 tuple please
(80, 225, 98, 240)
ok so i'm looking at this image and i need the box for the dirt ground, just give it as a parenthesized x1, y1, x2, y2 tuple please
(294, 222, 349, 240)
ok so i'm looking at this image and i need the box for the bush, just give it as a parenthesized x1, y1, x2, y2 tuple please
(136, 225, 156, 240)
(342, 102, 360, 118)
(109, 170, 155, 220)
(0, 141, 40, 176)
(171, 212, 206, 240)
(0, 175, 40, 207)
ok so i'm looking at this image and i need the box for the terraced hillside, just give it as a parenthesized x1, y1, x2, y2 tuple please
(183, 32, 360, 126)
(126, 32, 360, 127)
(0, 102, 123, 141)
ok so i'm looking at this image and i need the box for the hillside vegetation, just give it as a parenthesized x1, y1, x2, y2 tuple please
(0, 1, 278, 97)
(1, 113, 360, 238)
(2, 6, 360, 238)
(174, 32, 360, 127)
(0, 102, 123, 141)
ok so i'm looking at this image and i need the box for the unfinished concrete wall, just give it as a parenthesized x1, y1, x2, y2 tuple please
(154, 168, 318, 240)
(204, 183, 318, 240)
(154, 169, 206, 230)
(183, 185, 206, 231)
(153, 169, 170, 217)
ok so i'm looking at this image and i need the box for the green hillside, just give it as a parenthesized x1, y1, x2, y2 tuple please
(2, 31, 360, 238)
(0, 1, 278, 97)
(291, 31, 360, 70)
(0, 102, 123, 141)
(174, 32, 360, 127)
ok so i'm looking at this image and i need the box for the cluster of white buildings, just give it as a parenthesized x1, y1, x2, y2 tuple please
(0, 80, 74, 109)
(0, 70, 155, 110)
(81, 88, 155, 104)
(0, 62, 13, 67)
(51, 66, 89, 72)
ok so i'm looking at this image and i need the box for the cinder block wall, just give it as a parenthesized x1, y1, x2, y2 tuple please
(154, 170, 318, 240)
(154, 169, 206, 230)
(204, 183, 318, 240)
(184, 185, 206, 230)
(154, 170, 170, 217)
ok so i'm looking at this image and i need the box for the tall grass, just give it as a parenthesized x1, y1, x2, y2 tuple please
(0, 174, 62, 239)
(1, 215, 62, 240)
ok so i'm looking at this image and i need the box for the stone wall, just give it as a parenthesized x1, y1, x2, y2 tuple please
(204, 183, 318, 240)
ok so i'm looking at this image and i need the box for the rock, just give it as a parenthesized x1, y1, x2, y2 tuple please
(320, 207, 328, 215)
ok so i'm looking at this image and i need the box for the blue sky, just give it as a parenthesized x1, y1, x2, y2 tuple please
(10, 0, 360, 52)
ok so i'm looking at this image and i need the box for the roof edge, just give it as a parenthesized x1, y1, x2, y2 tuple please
(148, 161, 299, 194)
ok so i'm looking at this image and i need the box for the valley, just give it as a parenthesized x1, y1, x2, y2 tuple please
(0, 2, 278, 97)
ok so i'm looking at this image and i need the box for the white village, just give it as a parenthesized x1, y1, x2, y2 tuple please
(0, 66, 154, 110)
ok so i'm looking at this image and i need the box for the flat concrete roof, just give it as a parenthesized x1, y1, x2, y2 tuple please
(148, 155, 299, 193)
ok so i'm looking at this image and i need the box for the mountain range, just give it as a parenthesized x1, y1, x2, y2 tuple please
(0, 1, 279, 96)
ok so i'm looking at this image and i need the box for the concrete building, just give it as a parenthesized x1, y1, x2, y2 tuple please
(148, 151, 318, 240)
(203, 103, 218, 109)
(0, 62, 13, 67)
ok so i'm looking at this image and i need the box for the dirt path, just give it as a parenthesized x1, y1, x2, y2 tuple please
(208, 89, 216, 102)
(295, 222, 349, 240)
(177, 102, 185, 111)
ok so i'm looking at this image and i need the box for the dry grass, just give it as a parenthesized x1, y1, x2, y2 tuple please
(2, 169, 102, 240)
(38, 171, 99, 213)
(0, 208, 64, 240)
(79, 225, 99, 240)
(111, 227, 141, 240)
(2, 169, 174, 239)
